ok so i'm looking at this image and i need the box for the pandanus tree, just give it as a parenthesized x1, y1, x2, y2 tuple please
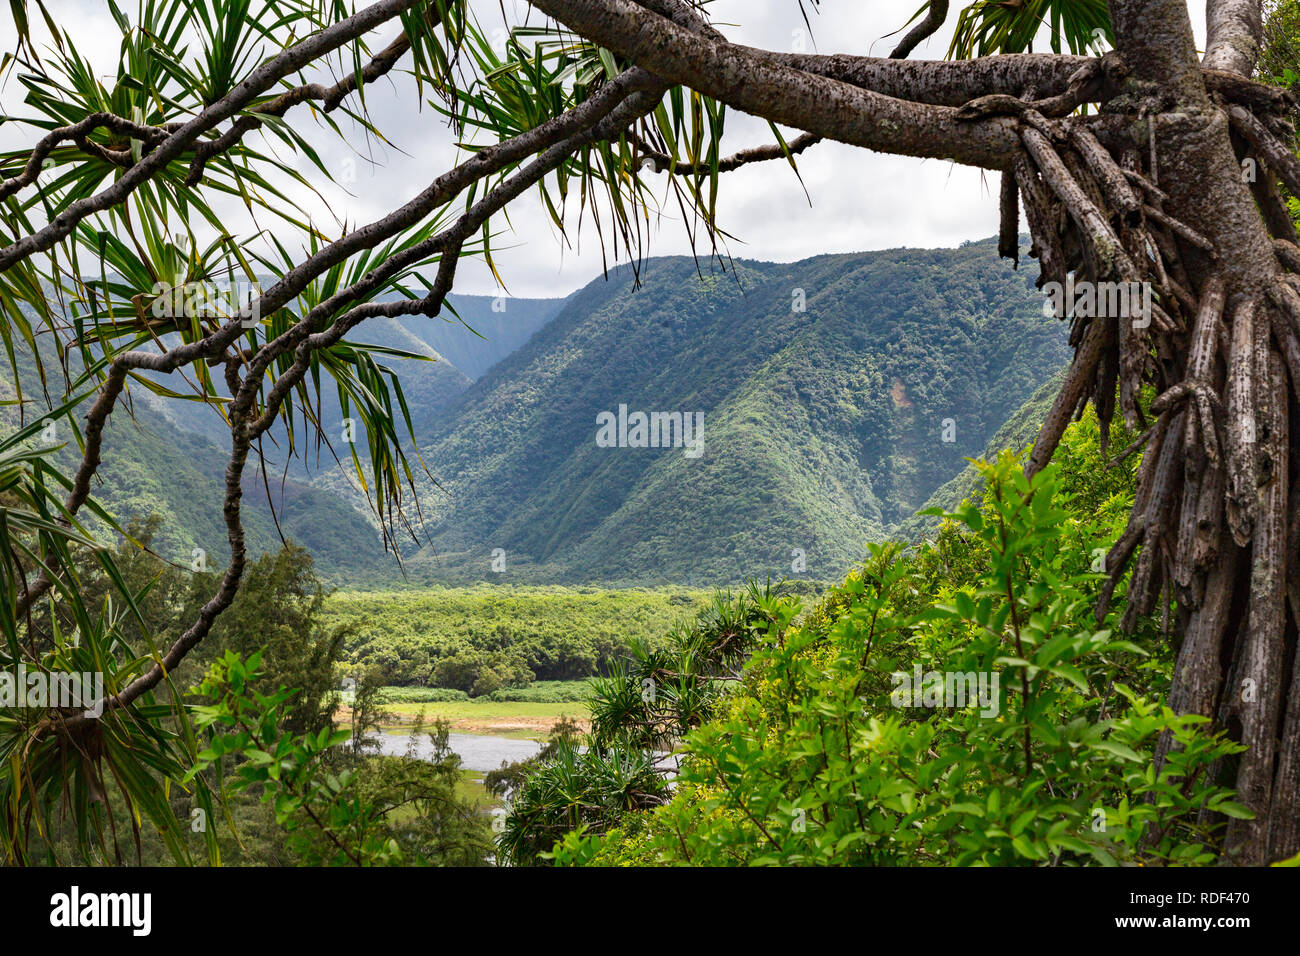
(1, 0, 1299, 862)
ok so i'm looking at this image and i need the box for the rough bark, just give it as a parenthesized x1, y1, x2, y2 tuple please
(1205, 0, 1264, 76)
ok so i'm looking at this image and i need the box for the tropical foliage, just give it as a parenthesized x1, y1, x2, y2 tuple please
(503, 417, 1249, 866)
(191, 651, 490, 866)
(3, 0, 1297, 867)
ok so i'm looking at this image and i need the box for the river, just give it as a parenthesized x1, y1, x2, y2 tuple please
(362, 730, 543, 771)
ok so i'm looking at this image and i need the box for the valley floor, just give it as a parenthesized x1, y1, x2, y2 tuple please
(338, 698, 589, 741)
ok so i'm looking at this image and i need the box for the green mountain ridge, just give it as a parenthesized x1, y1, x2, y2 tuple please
(8, 240, 1071, 586)
(0, 365, 390, 576)
(407, 238, 1070, 585)
(389, 293, 566, 380)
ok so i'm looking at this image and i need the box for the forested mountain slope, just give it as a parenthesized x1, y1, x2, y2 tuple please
(896, 368, 1068, 541)
(390, 293, 566, 380)
(8, 241, 1068, 584)
(407, 238, 1069, 584)
(0, 356, 389, 575)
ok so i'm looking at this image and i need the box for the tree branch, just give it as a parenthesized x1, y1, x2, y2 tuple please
(1205, 0, 1264, 77)
(29, 71, 667, 735)
(0, 114, 176, 202)
(0, 0, 426, 274)
(530, 0, 1023, 169)
(626, 129, 820, 175)
(889, 0, 949, 60)
(185, 28, 419, 186)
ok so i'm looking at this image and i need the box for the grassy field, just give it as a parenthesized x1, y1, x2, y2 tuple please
(341, 696, 588, 740)
(457, 770, 493, 809)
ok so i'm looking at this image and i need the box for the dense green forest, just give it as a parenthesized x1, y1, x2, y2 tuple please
(898, 369, 1067, 540)
(0, 245, 1197, 866)
(322, 585, 713, 689)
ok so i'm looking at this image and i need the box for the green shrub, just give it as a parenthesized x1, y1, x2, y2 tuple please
(376, 686, 470, 704)
(533, 450, 1245, 866)
(484, 680, 592, 703)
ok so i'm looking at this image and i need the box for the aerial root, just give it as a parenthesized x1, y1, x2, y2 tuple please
(1225, 297, 1259, 546)
(1026, 318, 1108, 478)
(1229, 104, 1300, 200)
(1068, 125, 1141, 224)
(1122, 408, 1186, 630)
(1107, 423, 1154, 467)
(1012, 149, 1068, 289)
(999, 170, 1019, 265)
(1223, 344, 1288, 864)
(971, 93, 1300, 702)
(1141, 204, 1215, 254)
(1274, 238, 1300, 273)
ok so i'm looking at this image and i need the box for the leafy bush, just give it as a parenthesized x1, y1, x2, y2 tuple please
(521, 448, 1245, 866)
(377, 686, 470, 704)
(484, 680, 592, 703)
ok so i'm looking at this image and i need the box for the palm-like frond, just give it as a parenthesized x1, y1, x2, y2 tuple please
(0, 411, 217, 865)
(903, 0, 1113, 57)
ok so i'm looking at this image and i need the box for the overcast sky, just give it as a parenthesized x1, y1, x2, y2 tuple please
(6, 1, 1212, 298)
